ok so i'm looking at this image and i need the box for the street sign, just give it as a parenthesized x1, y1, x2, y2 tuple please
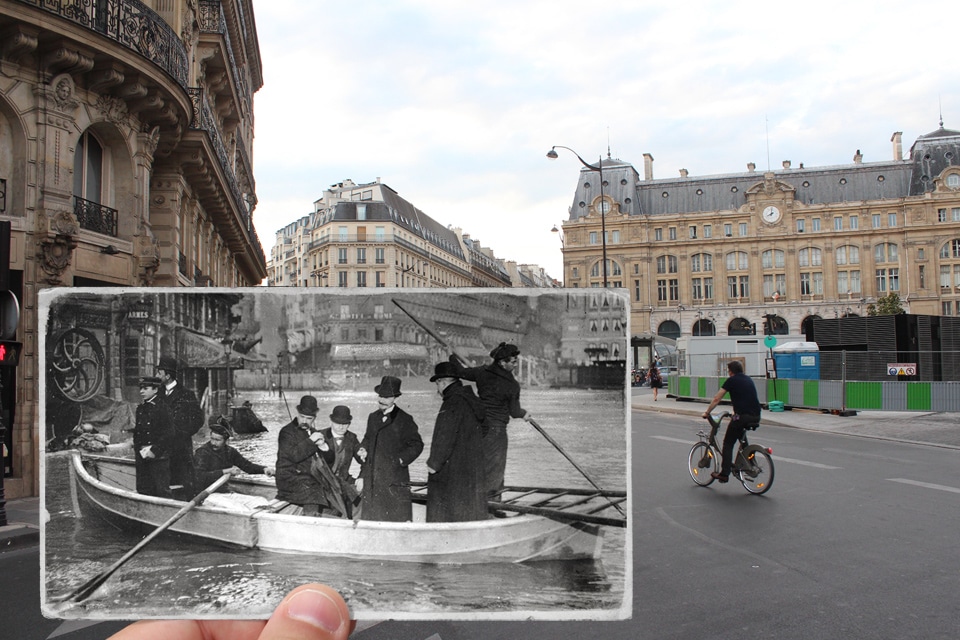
(887, 362, 916, 376)
(763, 335, 777, 349)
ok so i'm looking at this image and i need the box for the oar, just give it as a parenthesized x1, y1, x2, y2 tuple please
(54, 472, 232, 604)
(526, 418, 626, 516)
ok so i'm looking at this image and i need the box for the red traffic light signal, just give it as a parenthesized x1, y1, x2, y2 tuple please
(0, 340, 21, 366)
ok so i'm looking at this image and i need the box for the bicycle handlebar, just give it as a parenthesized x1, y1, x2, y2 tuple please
(703, 411, 732, 429)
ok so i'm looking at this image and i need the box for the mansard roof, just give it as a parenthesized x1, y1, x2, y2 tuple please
(909, 125, 960, 195)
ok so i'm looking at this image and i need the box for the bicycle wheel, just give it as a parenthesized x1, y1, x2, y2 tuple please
(738, 449, 774, 495)
(688, 442, 717, 486)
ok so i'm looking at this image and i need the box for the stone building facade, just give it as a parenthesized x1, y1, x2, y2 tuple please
(0, 0, 268, 499)
(269, 178, 557, 289)
(556, 126, 960, 344)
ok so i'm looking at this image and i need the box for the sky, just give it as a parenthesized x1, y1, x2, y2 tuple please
(249, 0, 960, 280)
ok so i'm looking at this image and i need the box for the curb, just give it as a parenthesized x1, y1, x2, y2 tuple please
(0, 524, 40, 552)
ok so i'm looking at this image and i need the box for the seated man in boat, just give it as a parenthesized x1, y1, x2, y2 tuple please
(194, 417, 275, 490)
(426, 362, 487, 522)
(357, 376, 424, 522)
(133, 376, 174, 499)
(315, 405, 364, 518)
(276, 395, 345, 517)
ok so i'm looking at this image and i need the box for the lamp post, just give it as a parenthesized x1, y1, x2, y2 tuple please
(547, 146, 608, 288)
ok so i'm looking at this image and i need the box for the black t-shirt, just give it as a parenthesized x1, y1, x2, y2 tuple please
(721, 372, 762, 416)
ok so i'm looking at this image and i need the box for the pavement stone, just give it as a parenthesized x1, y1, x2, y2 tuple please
(631, 385, 960, 449)
(0, 496, 40, 551)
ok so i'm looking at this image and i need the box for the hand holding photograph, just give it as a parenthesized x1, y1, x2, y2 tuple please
(40, 288, 631, 622)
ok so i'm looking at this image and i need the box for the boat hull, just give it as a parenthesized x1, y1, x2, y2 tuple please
(70, 453, 604, 564)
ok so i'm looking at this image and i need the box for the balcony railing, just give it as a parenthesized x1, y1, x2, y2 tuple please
(16, 0, 189, 88)
(74, 196, 118, 236)
(0, 178, 6, 214)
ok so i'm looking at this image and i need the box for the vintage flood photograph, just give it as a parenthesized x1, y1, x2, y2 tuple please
(40, 288, 631, 621)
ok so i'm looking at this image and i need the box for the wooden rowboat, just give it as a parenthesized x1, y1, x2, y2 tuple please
(69, 452, 625, 564)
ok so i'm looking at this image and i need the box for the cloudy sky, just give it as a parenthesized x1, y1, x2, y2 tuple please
(250, 0, 959, 280)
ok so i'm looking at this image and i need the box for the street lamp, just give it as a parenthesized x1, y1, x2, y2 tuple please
(550, 224, 565, 247)
(547, 146, 608, 288)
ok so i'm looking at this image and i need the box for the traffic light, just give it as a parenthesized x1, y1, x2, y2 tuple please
(0, 340, 20, 366)
(0, 221, 16, 341)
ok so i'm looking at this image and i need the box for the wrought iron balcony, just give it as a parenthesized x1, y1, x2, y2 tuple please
(74, 196, 118, 237)
(15, 0, 189, 88)
(0, 178, 6, 215)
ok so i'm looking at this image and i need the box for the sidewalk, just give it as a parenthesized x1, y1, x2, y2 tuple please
(631, 385, 960, 450)
(0, 496, 40, 551)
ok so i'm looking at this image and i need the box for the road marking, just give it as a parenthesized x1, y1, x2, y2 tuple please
(888, 478, 960, 494)
(822, 448, 916, 465)
(651, 436, 841, 469)
(767, 455, 840, 469)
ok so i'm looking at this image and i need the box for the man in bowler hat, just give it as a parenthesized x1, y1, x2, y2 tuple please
(426, 362, 487, 522)
(133, 376, 174, 498)
(357, 376, 423, 521)
(194, 416, 275, 490)
(156, 355, 205, 498)
(315, 405, 364, 518)
(276, 395, 343, 516)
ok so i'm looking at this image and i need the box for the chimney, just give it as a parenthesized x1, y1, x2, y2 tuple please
(854, 149, 863, 164)
(679, 168, 688, 178)
(782, 160, 791, 169)
(891, 132, 903, 160)
(747, 162, 756, 172)
(643, 153, 654, 180)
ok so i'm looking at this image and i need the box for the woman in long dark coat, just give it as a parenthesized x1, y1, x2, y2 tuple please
(426, 362, 487, 522)
(358, 376, 423, 522)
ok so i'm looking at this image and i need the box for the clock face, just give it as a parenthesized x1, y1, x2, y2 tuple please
(762, 205, 781, 224)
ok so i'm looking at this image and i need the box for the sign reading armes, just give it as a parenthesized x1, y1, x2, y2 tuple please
(887, 363, 917, 376)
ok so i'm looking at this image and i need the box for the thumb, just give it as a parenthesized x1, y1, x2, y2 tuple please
(259, 584, 353, 640)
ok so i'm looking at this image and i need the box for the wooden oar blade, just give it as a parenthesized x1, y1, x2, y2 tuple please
(52, 472, 232, 604)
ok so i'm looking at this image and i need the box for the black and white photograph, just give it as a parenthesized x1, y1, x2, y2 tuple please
(40, 287, 631, 621)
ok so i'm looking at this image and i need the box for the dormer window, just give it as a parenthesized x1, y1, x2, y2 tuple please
(947, 173, 960, 188)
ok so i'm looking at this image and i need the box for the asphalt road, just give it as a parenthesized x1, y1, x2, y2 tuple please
(7, 410, 959, 639)
(354, 411, 960, 640)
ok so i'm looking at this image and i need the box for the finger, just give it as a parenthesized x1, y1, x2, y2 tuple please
(107, 619, 266, 640)
(260, 584, 353, 640)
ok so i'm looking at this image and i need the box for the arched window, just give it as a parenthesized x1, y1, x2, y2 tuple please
(801, 315, 822, 341)
(798, 248, 822, 267)
(762, 250, 785, 269)
(656, 255, 679, 274)
(693, 319, 716, 336)
(590, 259, 623, 277)
(657, 320, 680, 341)
(726, 251, 748, 270)
(728, 317, 754, 336)
(875, 243, 898, 263)
(939, 239, 960, 259)
(835, 245, 860, 265)
(74, 130, 103, 204)
(691, 253, 713, 272)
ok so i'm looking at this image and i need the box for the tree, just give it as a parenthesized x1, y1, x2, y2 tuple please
(867, 293, 905, 316)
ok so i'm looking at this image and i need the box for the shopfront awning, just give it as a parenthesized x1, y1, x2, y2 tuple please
(331, 343, 429, 361)
(177, 328, 250, 368)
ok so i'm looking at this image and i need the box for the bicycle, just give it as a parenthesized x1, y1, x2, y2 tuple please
(687, 411, 775, 495)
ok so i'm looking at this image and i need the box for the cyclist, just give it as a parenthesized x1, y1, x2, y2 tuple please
(701, 360, 762, 483)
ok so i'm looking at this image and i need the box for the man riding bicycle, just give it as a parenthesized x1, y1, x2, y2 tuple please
(702, 360, 762, 483)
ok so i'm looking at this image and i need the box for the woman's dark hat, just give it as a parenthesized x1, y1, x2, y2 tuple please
(157, 356, 180, 375)
(374, 376, 402, 397)
(138, 376, 162, 388)
(296, 395, 320, 416)
(490, 342, 520, 362)
(330, 405, 352, 424)
(430, 361, 461, 382)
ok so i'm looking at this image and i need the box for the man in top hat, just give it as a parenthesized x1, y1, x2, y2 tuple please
(194, 416, 275, 490)
(425, 362, 487, 522)
(156, 355, 205, 498)
(275, 395, 342, 516)
(449, 343, 532, 500)
(357, 376, 424, 522)
(133, 376, 174, 498)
